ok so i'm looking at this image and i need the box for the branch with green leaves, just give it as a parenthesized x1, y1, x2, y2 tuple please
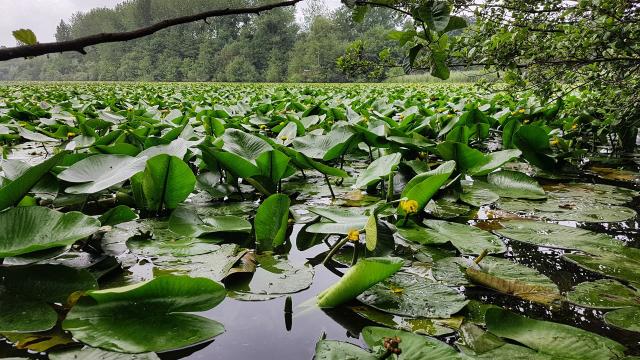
(1, 0, 302, 61)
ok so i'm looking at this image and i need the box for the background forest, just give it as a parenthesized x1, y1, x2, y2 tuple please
(0, 0, 407, 82)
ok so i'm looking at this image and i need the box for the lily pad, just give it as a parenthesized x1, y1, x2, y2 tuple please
(567, 279, 640, 309)
(362, 326, 461, 360)
(496, 183, 637, 222)
(226, 254, 314, 300)
(58, 154, 147, 194)
(467, 256, 561, 305)
(49, 347, 161, 360)
(0, 206, 100, 257)
(421, 220, 507, 255)
(494, 220, 623, 254)
(486, 170, 546, 199)
(486, 308, 626, 360)
(63, 275, 226, 353)
(314, 339, 377, 360)
(353, 153, 401, 189)
(604, 306, 640, 332)
(563, 252, 640, 284)
(0, 265, 98, 333)
(358, 272, 468, 318)
(168, 206, 251, 237)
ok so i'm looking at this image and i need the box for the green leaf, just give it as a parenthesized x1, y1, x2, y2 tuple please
(50, 347, 160, 360)
(365, 214, 377, 251)
(314, 339, 377, 360)
(255, 149, 291, 185)
(513, 125, 556, 170)
(222, 128, 272, 160)
(0, 265, 98, 333)
(442, 15, 467, 33)
(0, 151, 66, 211)
(98, 205, 137, 226)
(0, 206, 100, 257)
(354, 153, 401, 189)
(168, 206, 251, 237)
(486, 308, 626, 359)
(358, 272, 468, 318)
(317, 257, 403, 308)
(467, 256, 561, 305)
(459, 182, 499, 207)
(12, 29, 38, 45)
(255, 194, 290, 252)
(468, 149, 522, 176)
(604, 306, 640, 332)
(58, 154, 147, 194)
(567, 280, 640, 309)
(495, 220, 624, 254)
(437, 141, 485, 171)
(564, 252, 640, 284)
(226, 254, 313, 300)
(141, 154, 196, 211)
(292, 126, 355, 161)
(362, 326, 461, 360)
(63, 276, 226, 353)
(421, 220, 507, 255)
(400, 160, 455, 213)
(487, 170, 546, 199)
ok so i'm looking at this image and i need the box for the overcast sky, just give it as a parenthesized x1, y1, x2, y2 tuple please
(0, 0, 341, 47)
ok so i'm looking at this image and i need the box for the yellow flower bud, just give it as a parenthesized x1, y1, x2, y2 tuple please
(519, 109, 526, 113)
(67, 132, 76, 138)
(260, 124, 267, 130)
(400, 199, 419, 214)
(571, 124, 578, 130)
(347, 229, 360, 242)
(551, 137, 559, 145)
(280, 135, 288, 141)
(279, 121, 285, 126)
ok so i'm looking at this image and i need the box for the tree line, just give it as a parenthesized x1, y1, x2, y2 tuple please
(0, 0, 404, 82)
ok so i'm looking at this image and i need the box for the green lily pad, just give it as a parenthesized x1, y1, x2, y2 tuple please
(0, 265, 98, 333)
(459, 181, 499, 207)
(63, 275, 226, 353)
(0, 206, 100, 257)
(604, 306, 640, 332)
(168, 206, 251, 237)
(421, 220, 507, 255)
(467, 256, 561, 305)
(563, 252, 640, 284)
(496, 183, 637, 222)
(424, 199, 471, 219)
(354, 153, 401, 189)
(486, 308, 626, 360)
(349, 305, 458, 336)
(567, 279, 640, 309)
(431, 257, 476, 286)
(495, 220, 623, 254)
(58, 154, 147, 194)
(362, 326, 461, 359)
(314, 339, 377, 360)
(49, 347, 161, 360)
(227, 254, 314, 300)
(358, 272, 468, 318)
(486, 170, 546, 199)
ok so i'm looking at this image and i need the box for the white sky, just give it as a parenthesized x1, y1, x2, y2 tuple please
(0, 0, 341, 47)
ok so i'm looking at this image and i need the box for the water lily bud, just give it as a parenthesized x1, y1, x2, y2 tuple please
(347, 229, 360, 242)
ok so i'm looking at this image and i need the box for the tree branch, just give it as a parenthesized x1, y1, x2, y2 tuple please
(0, 0, 302, 61)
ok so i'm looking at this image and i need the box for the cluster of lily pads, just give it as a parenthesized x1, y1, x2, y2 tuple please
(0, 83, 639, 359)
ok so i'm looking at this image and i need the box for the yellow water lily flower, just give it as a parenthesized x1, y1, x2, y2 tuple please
(571, 124, 578, 130)
(400, 199, 419, 214)
(551, 137, 559, 145)
(67, 132, 76, 138)
(347, 229, 360, 242)
(280, 135, 288, 141)
(519, 109, 526, 113)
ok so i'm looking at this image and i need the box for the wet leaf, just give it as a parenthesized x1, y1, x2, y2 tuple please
(0, 206, 100, 257)
(421, 220, 507, 255)
(567, 280, 640, 309)
(358, 272, 468, 318)
(485, 308, 626, 360)
(255, 194, 290, 252)
(604, 306, 640, 332)
(63, 276, 226, 353)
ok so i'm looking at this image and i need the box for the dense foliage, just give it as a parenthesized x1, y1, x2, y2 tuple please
(0, 82, 639, 358)
(0, 1, 403, 82)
